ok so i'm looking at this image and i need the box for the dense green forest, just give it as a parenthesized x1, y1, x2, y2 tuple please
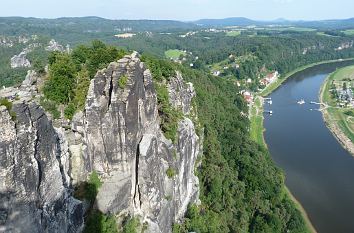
(42, 40, 126, 119)
(35, 41, 309, 232)
(0, 35, 50, 87)
(116, 32, 354, 80)
(2, 17, 354, 89)
(141, 58, 308, 232)
(2, 18, 354, 232)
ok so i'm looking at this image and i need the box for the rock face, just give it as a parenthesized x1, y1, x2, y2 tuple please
(0, 103, 84, 233)
(71, 53, 201, 232)
(0, 52, 201, 232)
(46, 39, 67, 52)
(10, 51, 31, 68)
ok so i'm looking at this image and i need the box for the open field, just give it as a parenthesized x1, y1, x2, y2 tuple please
(343, 29, 354, 36)
(316, 32, 339, 37)
(164, 49, 186, 59)
(320, 66, 354, 153)
(249, 96, 266, 146)
(226, 30, 241, 37)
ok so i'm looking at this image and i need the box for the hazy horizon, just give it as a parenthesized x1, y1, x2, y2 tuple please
(1, 0, 354, 21)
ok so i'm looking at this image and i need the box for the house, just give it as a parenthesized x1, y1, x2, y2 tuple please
(242, 91, 254, 104)
(260, 71, 279, 86)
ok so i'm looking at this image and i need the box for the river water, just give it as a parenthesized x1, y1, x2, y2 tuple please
(264, 61, 354, 233)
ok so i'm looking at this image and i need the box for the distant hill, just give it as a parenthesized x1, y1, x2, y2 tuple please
(294, 18, 354, 29)
(194, 17, 259, 27)
(194, 17, 354, 29)
(0, 16, 198, 35)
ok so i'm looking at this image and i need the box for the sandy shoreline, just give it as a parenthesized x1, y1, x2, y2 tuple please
(285, 187, 317, 233)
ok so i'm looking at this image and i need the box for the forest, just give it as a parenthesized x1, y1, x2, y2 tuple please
(2, 18, 354, 232)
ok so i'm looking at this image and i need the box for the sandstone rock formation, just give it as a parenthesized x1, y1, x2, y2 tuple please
(10, 51, 31, 68)
(46, 39, 65, 52)
(0, 52, 201, 232)
(0, 103, 84, 233)
(70, 52, 201, 232)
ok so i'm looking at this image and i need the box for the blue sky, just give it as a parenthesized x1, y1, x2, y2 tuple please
(2, 0, 354, 21)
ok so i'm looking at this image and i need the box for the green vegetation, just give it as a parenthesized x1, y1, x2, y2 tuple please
(142, 56, 183, 143)
(321, 66, 354, 143)
(154, 83, 183, 143)
(249, 96, 265, 146)
(165, 49, 186, 60)
(226, 30, 241, 37)
(118, 75, 129, 89)
(39, 97, 61, 119)
(142, 55, 176, 81)
(43, 40, 126, 119)
(0, 98, 16, 120)
(75, 171, 102, 203)
(261, 58, 354, 96)
(83, 211, 118, 233)
(168, 63, 310, 232)
(74, 171, 118, 233)
(343, 29, 354, 36)
(166, 167, 177, 178)
(122, 216, 140, 233)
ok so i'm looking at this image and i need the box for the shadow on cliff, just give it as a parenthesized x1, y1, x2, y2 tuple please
(73, 171, 118, 233)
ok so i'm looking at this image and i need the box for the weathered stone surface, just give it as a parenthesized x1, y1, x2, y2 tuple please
(168, 71, 196, 115)
(0, 52, 201, 233)
(79, 53, 201, 232)
(46, 39, 64, 52)
(0, 103, 84, 233)
(10, 51, 31, 68)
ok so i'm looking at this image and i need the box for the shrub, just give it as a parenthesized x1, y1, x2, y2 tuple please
(166, 167, 176, 178)
(122, 216, 140, 233)
(83, 210, 118, 233)
(0, 98, 16, 120)
(40, 97, 60, 119)
(74, 171, 102, 203)
(118, 75, 128, 89)
(155, 83, 183, 143)
(64, 103, 76, 120)
(344, 110, 354, 117)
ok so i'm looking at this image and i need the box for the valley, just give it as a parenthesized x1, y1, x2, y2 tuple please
(2, 15, 354, 233)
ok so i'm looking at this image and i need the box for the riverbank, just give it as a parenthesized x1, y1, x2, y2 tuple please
(319, 66, 354, 156)
(249, 97, 317, 233)
(285, 187, 317, 233)
(249, 96, 266, 147)
(249, 59, 354, 233)
(260, 58, 354, 97)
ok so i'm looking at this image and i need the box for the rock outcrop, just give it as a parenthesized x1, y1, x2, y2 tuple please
(70, 52, 201, 232)
(10, 51, 31, 68)
(0, 52, 201, 232)
(0, 103, 84, 233)
(46, 39, 69, 52)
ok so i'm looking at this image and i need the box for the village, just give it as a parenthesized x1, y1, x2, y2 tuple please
(241, 70, 279, 105)
(330, 79, 354, 108)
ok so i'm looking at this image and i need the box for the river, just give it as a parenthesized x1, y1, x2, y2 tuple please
(264, 60, 354, 233)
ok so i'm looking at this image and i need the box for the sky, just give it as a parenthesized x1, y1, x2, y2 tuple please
(1, 0, 354, 21)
